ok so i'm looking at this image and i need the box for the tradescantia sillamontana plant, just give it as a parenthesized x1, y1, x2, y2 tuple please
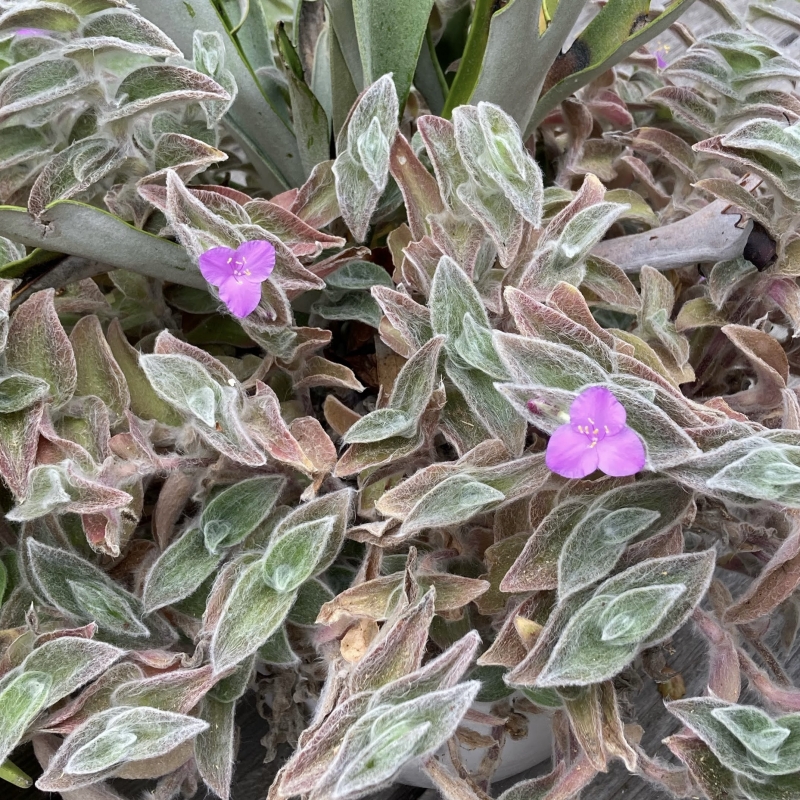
(1, 2, 800, 800)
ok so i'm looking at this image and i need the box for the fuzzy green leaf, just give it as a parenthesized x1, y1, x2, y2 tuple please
(399, 475, 504, 537)
(0, 375, 49, 414)
(668, 697, 800, 780)
(209, 559, 297, 673)
(201, 476, 285, 554)
(0, 672, 52, 766)
(535, 551, 716, 687)
(142, 528, 221, 613)
(26, 540, 175, 649)
(262, 516, 334, 594)
(37, 706, 207, 791)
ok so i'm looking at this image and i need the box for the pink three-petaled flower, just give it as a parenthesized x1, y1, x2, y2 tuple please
(198, 240, 276, 319)
(544, 386, 646, 479)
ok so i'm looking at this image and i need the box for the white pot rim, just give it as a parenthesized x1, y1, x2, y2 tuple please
(394, 693, 553, 788)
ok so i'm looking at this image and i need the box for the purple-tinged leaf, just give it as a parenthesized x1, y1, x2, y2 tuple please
(70, 316, 130, 423)
(6, 289, 76, 408)
(104, 65, 230, 122)
(346, 589, 435, 696)
(36, 706, 207, 791)
(389, 133, 444, 240)
(0, 402, 43, 497)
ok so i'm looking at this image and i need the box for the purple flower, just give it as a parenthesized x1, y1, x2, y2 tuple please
(198, 240, 276, 319)
(652, 43, 670, 69)
(545, 387, 646, 479)
(14, 28, 48, 37)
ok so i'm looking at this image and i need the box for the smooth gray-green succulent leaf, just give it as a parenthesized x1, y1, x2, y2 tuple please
(201, 476, 286, 554)
(132, 0, 303, 191)
(529, 0, 699, 134)
(261, 516, 335, 593)
(471, 0, 583, 133)
(352, 0, 435, 112)
(327, 0, 365, 94)
(0, 202, 203, 288)
(275, 21, 330, 178)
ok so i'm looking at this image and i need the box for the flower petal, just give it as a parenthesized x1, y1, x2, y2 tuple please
(218, 276, 262, 318)
(546, 424, 599, 479)
(199, 246, 237, 286)
(596, 427, 646, 477)
(236, 240, 276, 282)
(569, 386, 626, 436)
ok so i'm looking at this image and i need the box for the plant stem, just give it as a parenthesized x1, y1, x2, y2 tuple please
(441, 0, 496, 118)
(0, 759, 32, 788)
